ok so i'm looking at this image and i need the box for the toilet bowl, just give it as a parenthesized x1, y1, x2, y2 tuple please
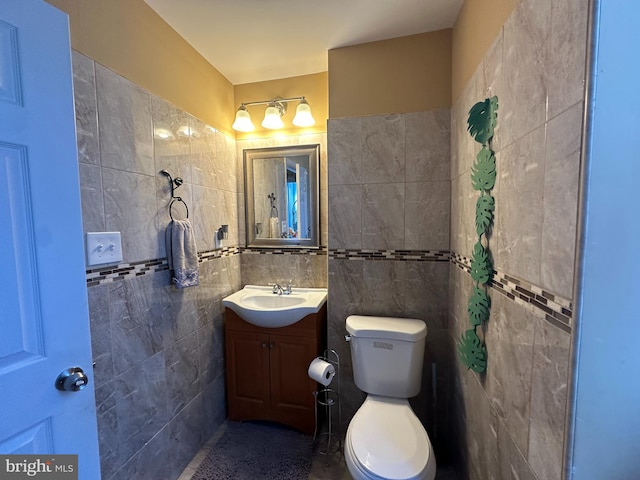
(344, 315, 436, 480)
(344, 396, 436, 480)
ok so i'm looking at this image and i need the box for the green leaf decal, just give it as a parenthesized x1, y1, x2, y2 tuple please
(467, 96, 498, 145)
(471, 147, 497, 191)
(470, 241, 492, 285)
(475, 194, 495, 236)
(468, 287, 491, 326)
(458, 328, 488, 372)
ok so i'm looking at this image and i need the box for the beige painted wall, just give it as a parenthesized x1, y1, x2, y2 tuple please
(452, 0, 518, 102)
(328, 31, 452, 118)
(234, 72, 328, 140)
(46, 0, 236, 136)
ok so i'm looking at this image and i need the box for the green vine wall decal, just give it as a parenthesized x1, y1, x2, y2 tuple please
(458, 96, 498, 373)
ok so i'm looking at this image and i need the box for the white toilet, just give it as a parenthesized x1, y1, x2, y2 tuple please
(344, 315, 436, 480)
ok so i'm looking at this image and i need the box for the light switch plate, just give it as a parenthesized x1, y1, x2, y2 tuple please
(86, 232, 123, 266)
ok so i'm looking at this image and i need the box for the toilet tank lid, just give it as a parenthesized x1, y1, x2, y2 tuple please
(346, 315, 427, 341)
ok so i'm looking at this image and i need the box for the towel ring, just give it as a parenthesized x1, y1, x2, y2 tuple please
(161, 170, 190, 221)
(169, 197, 189, 220)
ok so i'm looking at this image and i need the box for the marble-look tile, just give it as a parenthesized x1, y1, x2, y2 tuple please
(405, 110, 451, 182)
(449, 175, 466, 255)
(460, 372, 499, 480)
(328, 184, 362, 250)
(496, 417, 537, 480)
(201, 376, 227, 441)
(405, 261, 449, 329)
(109, 274, 166, 375)
(166, 332, 200, 417)
(152, 96, 191, 174)
(362, 114, 405, 184)
(215, 131, 237, 193)
(87, 284, 113, 387)
(327, 258, 365, 424)
(527, 317, 570, 480)
(361, 261, 405, 317)
(71, 51, 100, 166)
(480, 33, 504, 153)
(103, 167, 160, 263)
(169, 395, 205, 476)
(190, 185, 219, 251)
(451, 72, 479, 181)
(239, 252, 325, 288)
(221, 189, 239, 245)
(78, 163, 105, 234)
(94, 382, 119, 480)
(115, 352, 168, 463)
(189, 117, 217, 189)
(541, 103, 582, 299)
(484, 292, 536, 455)
(362, 183, 404, 250)
(95, 64, 154, 176)
(113, 427, 176, 480)
(327, 117, 362, 185)
(546, 0, 588, 120)
(296, 254, 328, 288)
(198, 314, 225, 388)
(404, 181, 450, 251)
(493, 126, 546, 285)
(501, 0, 552, 148)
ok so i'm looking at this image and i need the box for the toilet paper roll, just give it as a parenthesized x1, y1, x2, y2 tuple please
(308, 357, 335, 386)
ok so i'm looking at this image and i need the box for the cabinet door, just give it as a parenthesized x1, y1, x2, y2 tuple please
(269, 334, 318, 414)
(226, 331, 271, 419)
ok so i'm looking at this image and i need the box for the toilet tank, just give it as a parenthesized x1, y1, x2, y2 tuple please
(346, 315, 427, 398)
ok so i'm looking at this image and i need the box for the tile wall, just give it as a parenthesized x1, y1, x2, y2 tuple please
(448, 0, 588, 478)
(73, 52, 241, 479)
(326, 110, 453, 458)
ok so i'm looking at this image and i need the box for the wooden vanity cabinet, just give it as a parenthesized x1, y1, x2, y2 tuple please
(224, 305, 326, 434)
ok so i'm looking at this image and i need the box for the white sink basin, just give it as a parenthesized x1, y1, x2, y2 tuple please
(222, 285, 327, 328)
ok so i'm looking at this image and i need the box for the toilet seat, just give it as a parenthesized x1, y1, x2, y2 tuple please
(345, 396, 435, 480)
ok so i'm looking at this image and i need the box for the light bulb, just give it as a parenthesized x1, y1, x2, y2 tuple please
(232, 105, 255, 132)
(292, 98, 315, 127)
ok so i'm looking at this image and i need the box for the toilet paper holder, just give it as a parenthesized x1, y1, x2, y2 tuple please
(310, 349, 341, 457)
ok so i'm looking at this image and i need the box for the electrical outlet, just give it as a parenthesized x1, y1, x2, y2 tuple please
(86, 232, 123, 266)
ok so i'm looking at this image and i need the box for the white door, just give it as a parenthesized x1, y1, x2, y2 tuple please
(0, 0, 101, 477)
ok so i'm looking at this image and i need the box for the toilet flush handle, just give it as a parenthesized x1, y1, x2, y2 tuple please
(344, 335, 351, 342)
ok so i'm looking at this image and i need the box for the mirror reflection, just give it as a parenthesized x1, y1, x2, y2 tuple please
(244, 144, 320, 248)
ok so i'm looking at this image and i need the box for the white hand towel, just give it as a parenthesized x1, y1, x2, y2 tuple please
(165, 219, 199, 288)
(270, 217, 280, 239)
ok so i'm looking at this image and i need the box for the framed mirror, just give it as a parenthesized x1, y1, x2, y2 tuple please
(244, 144, 320, 248)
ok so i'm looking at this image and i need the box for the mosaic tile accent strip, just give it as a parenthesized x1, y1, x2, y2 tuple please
(329, 249, 451, 262)
(240, 246, 327, 256)
(451, 253, 572, 333)
(86, 246, 240, 287)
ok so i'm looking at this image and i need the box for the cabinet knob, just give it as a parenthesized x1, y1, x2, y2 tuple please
(269, 342, 275, 349)
(261, 342, 268, 348)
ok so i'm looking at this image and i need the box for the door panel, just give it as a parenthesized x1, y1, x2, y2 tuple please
(0, 1, 101, 476)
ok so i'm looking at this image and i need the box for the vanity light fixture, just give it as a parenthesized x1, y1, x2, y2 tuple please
(232, 96, 315, 132)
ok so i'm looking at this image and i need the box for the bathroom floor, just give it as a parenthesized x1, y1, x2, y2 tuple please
(178, 420, 459, 480)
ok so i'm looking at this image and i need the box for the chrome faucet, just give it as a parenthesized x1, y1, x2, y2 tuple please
(272, 281, 293, 295)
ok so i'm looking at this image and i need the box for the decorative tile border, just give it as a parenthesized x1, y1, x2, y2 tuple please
(240, 246, 327, 256)
(329, 249, 451, 262)
(86, 245, 572, 333)
(451, 253, 572, 333)
(86, 246, 240, 287)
